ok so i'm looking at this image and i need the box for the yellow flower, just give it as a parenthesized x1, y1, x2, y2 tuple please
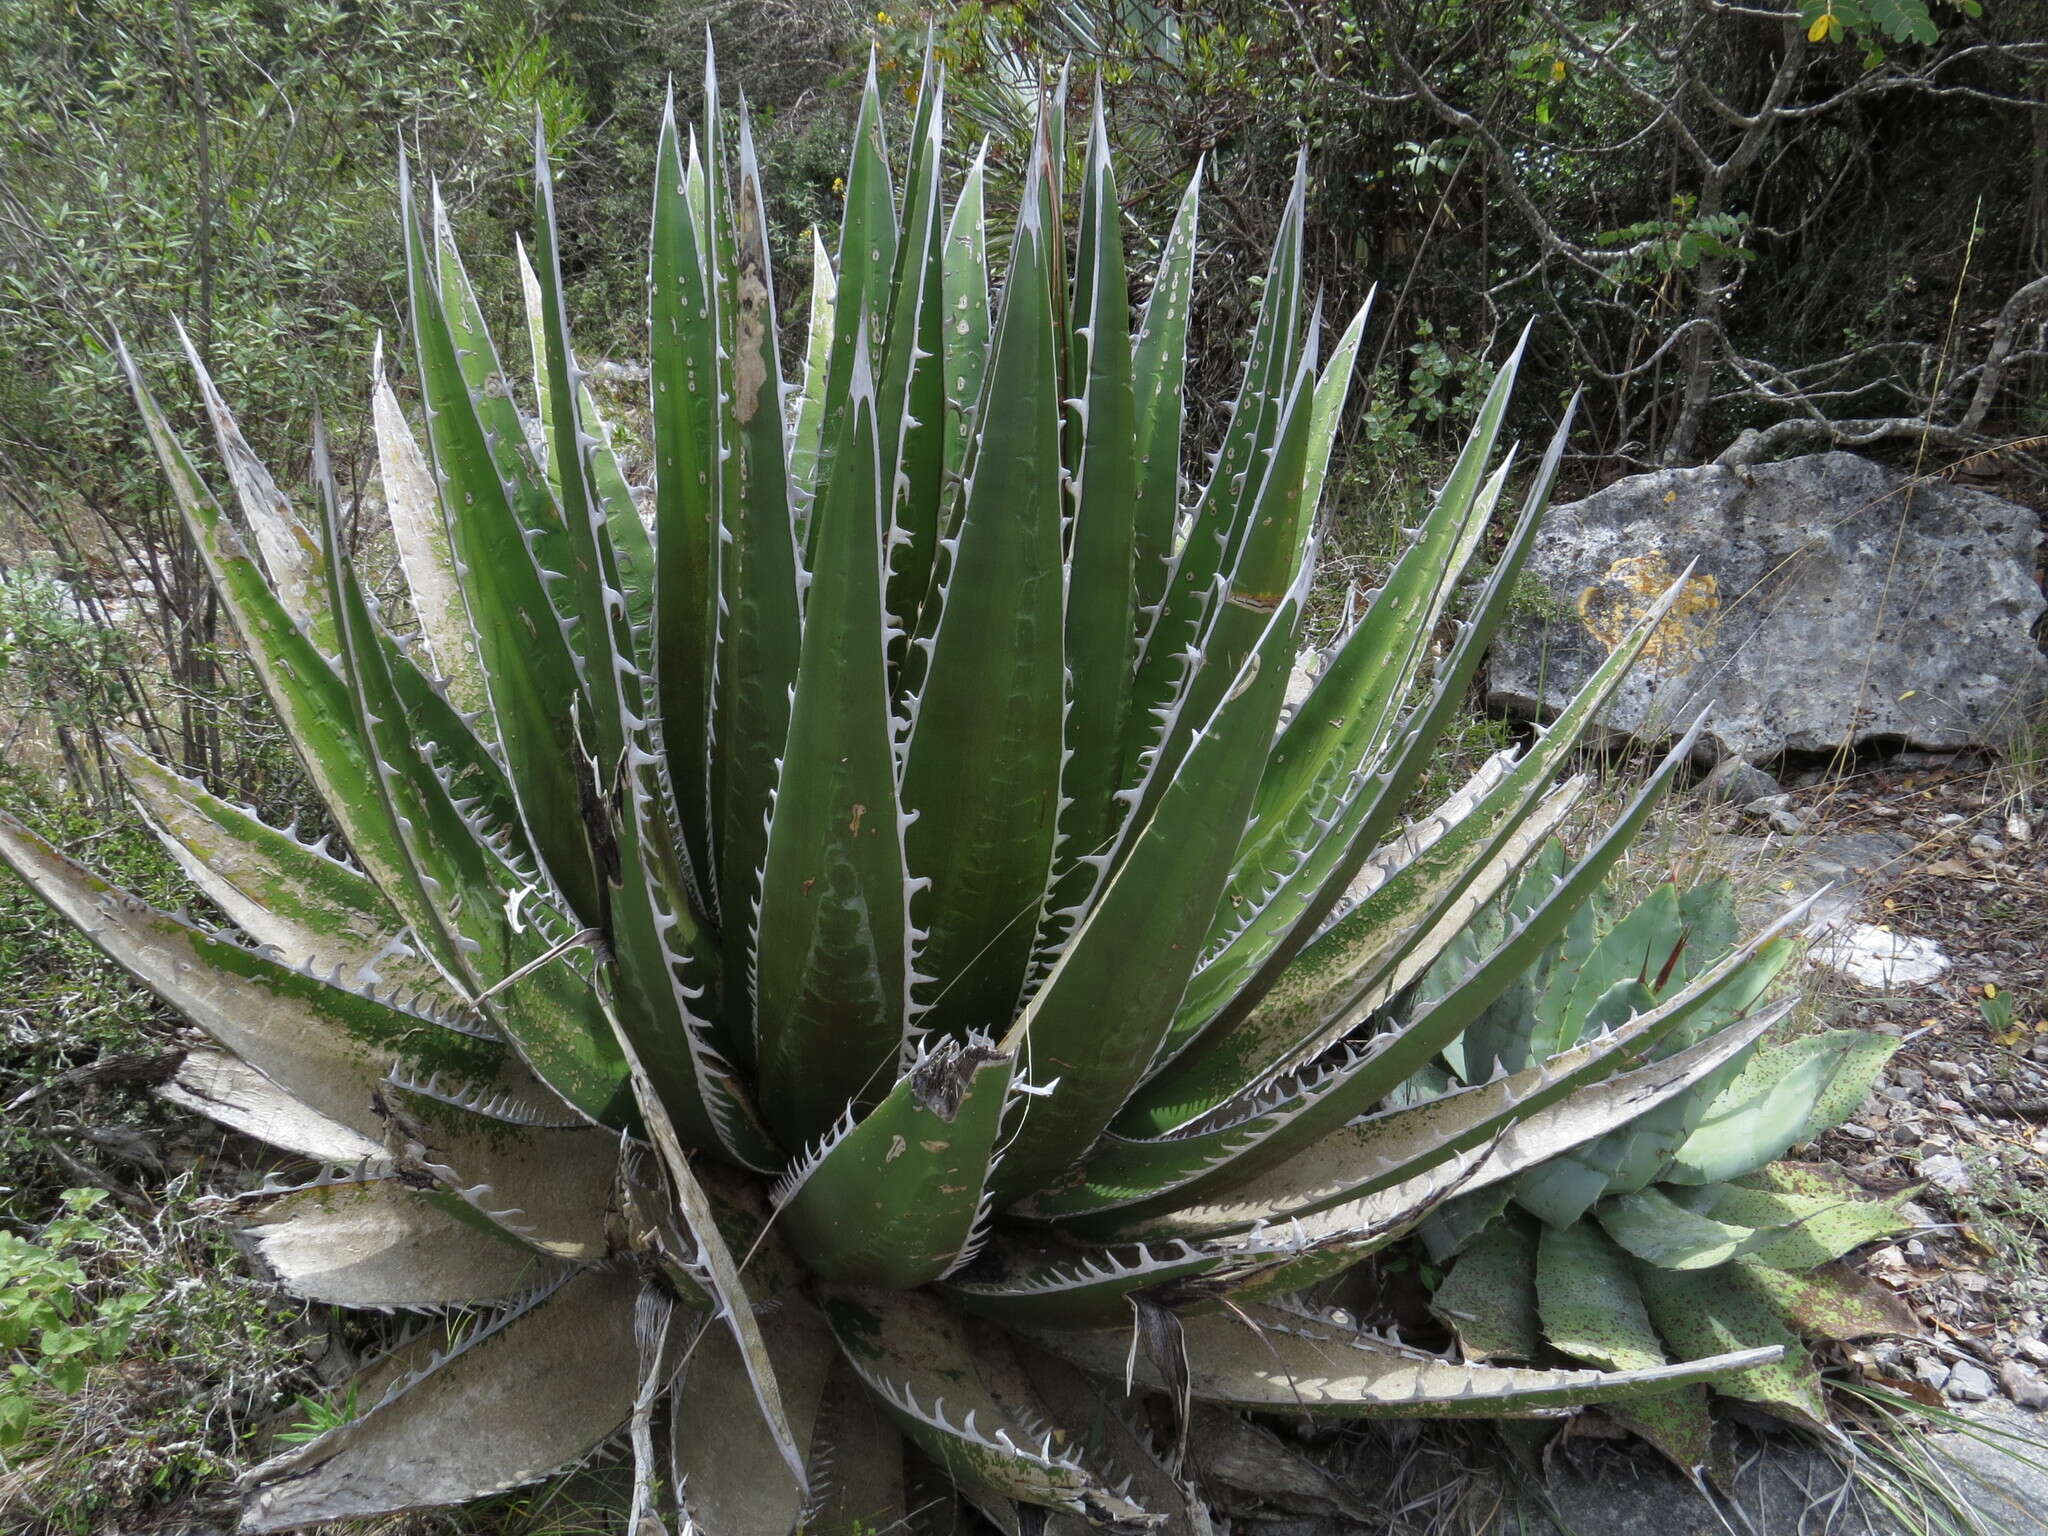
(876, 10, 890, 22)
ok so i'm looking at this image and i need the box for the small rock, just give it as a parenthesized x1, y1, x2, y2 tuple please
(1767, 807, 1807, 836)
(2002, 1362, 2048, 1410)
(1931, 1059, 1966, 1079)
(1969, 832, 2007, 858)
(2016, 1337, 2048, 1366)
(1896, 1069, 1928, 1093)
(1947, 1361, 1996, 1402)
(1936, 812, 1968, 828)
(1900, 1200, 1937, 1228)
(1920, 1153, 1972, 1193)
(1905, 1239, 1932, 1263)
(2007, 813, 2032, 844)
(1701, 758, 1782, 806)
(1917, 1356, 1954, 1391)
(1744, 792, 1795, 817)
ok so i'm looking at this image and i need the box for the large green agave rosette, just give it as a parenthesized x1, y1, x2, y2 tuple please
(0, 46, 1866, 1536)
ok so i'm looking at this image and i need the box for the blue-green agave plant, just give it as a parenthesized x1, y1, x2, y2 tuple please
(0, 48, 1857, 1535)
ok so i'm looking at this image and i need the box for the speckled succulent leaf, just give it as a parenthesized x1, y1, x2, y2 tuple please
(1430, 1214, 1541, 1360)
(1635, 1259, 1830, 1430)
(1663, 1029, 1899, 1185)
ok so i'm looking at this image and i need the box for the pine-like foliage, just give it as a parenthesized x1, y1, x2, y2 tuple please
(0, 50, 1848, 1534)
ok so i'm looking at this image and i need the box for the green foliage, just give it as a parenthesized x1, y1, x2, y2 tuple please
(0, 1192, 148, 1446)
(0, 564, 133, 729)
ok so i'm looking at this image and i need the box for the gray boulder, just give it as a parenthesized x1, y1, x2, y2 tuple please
(1488, 452, 2046, 761)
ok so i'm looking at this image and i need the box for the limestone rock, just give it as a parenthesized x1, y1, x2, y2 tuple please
(1488, 453, 2046, 761)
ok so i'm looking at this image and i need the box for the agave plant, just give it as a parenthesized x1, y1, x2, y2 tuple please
(1418, 862, 1913, 1479)
(0, 50, 1835, 1534)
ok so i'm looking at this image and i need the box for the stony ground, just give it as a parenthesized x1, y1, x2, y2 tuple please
(1700, 749, 2048, 1418)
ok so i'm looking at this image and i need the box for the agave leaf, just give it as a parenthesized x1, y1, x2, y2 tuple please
(313, 448, 632, 1128)
(714, 106, 807, 1039)
(1020, 1352, 1217, 1536)
(992, 572, 1308, 1200)
(672, 1289, 838, 1536)
(940, 144, 991, 487)
(945, 1236, 1243, 1331)
(1734, 1257, 1916, 1340)
(400, 173, 606, 931)
(817, 1286, 1158, 1524)
(241, 1175, 570, 1308)
(1534, 1217, 1666, 1370)
(1429, 1214, 1540, 1361)
(1124, 157, 1304, 775)
(1596, 1187, 1786, 1270)
(1026, 915, 1797, 1231)
(240, 1264, 641, 1531)
(899, 153, 1066, 1042)
(158, 1047, 385, 1166)
(1088, 998, 1791, 1250)
(1706, 1180, 1913, 1270)
(753, 335, 913, 1145)
(649, 92, 723, 919)
(1037, 1300, 1781, 1419)
(775, 1036, 1013, 1287)
(110, 737, 452, 1005)
(1634, 1258, 1830, 1430)
(1129, 161, 1201, 620)
(804, 1356, 911, 1536)
(371, 354, 490, 723)
(877, 54, 948, 667)
(1664, 1030, 1899, 1186)
(1041, 95, 1140, 941)
(790, 226, 839, 510)
(811, 52, 897, 527)
(170, 318, 327, 645)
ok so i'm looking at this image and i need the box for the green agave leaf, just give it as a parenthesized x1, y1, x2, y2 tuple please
(1533, 1219, 1715, 1475)
(877, 52, 948, 672)
(1664, 1029, 1899, 1185)
(1430, 1214, 1540, 1361)
(1595, 1187, 1784, 1271)
(1024, 915, 1798, 1231)
(0, 812, 620, 1258)
(811, 51, 897, 535)
(1035, 1300, 1781, 1419)
(1635, 1258, 1830, 1430)
(991, 569, 1308, 1201)
(401, 170, 605, 932)
(109, 736, 452, 1005)
(940, 142, 991, 488)
(946, 1235, 1251, 1331)
(900, 151, 1066, 1042)
(753, 333, 913, 1146)
(1128, 159, 1200, 621)
(801, 1357, 911, 1536)
(774, 1036, 1013, 1287)
(1040, 95, 1140, 946)
(818, 1286, 1156, 1524)
(1075, 997, 1792, 1253)
(313, 440, 633, 1129)
(716, 106, 806, 1040)
(649, 91, 724, 921)
(1124, 156, 1304, 781)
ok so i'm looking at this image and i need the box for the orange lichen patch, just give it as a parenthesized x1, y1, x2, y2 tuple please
(1577, 551, 1719, 675)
